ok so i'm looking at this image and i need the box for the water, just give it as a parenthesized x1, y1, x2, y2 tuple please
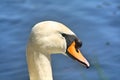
(0, 0, 120, 80)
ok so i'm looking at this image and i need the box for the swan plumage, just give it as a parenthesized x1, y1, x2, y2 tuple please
(26, 21, 89, 80)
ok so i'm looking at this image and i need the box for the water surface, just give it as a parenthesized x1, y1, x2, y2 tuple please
(0, 0, 120, 80)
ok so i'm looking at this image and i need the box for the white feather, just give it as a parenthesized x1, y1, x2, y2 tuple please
(26, 21, 76, 80)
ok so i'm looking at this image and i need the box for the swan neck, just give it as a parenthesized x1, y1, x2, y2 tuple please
(27, 49, 53, 80)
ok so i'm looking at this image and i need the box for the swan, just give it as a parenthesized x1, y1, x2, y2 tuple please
(26, 21, 90, 80)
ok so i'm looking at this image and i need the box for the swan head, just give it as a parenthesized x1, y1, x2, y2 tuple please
(29, 21, 90, 68)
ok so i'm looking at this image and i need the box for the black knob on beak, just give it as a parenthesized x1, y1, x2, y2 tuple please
(75, 39, 82, 48)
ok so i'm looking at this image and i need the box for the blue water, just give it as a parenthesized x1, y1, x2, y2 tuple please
(0, 0, 120, 80)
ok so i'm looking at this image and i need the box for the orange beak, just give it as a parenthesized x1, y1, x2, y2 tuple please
(67, 41, 90, 68)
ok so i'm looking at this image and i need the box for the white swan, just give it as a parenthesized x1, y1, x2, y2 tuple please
(26, 21, 90, 80)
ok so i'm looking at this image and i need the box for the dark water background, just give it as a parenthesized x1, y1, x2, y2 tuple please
(0, 0, 120, 80)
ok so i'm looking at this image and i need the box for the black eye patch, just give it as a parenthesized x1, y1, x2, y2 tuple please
(61, 33, 82, 49)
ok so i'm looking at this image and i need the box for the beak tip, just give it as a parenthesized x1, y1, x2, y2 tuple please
(86, 64, 90, 68)
(80, 60, 90, 68)
(84, 61, 90, 68)
(86, 64, 90, 69)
